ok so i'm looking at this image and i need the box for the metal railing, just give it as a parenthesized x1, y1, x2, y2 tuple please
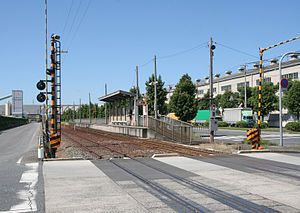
(139, 115, 192, 144)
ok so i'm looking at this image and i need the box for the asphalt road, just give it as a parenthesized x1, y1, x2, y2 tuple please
(0, 123, 44, 212)
(194, 128, 300, 146)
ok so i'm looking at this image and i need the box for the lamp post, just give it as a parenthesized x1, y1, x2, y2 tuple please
(278, 52, 300, 146)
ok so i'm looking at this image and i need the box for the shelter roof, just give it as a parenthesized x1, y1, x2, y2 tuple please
(98, 90, 135, 102)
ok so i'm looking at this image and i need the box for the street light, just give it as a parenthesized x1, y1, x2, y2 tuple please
(278, 52, 300, 146)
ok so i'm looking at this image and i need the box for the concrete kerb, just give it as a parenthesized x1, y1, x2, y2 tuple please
(237, 149, 300, 154)
(43, 157, 87, 161)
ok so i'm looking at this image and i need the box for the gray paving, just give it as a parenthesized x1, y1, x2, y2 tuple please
(43, 154, 300, 212)
(194, 128, 300, 146)
(0, 123, 44, 212)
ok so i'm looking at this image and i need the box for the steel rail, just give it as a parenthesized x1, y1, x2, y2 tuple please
(62, 126, 274, 212)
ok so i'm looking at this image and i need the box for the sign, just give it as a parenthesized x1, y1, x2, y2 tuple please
(280, 78, 288, 88)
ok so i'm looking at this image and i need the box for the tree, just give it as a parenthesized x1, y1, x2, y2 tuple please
(248, 82, 278, 120)
(145, 74, 168, 116)
(237, 85, 252, 108)
(219, 90, 239, 110)
(283, 81, 300, 121)
(198, 91, 210, 110)
(169, 74, 198, 121)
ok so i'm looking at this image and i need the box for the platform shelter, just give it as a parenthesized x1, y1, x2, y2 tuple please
(98, 90, 136, 125)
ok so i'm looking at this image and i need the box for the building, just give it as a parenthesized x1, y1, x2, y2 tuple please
(194, 54, 299, 99)
(166, 54, 300, 126)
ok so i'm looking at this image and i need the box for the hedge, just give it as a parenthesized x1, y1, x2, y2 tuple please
(218, 121, 229, 127)
(236, 121, 248, 128)
(254, 121, 268, 129)
(285, 122, 300, 132)
(0, 116, 28, 130)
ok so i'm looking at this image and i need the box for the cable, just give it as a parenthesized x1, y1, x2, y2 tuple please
(64, 0, 83, 48)
(215, 42, 259, 59)
(67, 0, 92, 50)
(61, 0, 74, 37)
(158, 42, 208, 59)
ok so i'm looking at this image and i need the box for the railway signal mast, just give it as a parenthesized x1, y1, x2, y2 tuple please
(37, 34, 63, 158)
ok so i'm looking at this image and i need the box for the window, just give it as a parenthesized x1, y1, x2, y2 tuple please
(197, 90, 204, 95)
(256, 77, 271, 85)
(237, 82, 249, 88)
(282, 72, 298, 80)
(221, 85, 231, 91)
(213, 88, 216, 93)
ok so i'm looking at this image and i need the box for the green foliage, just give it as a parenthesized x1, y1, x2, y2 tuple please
(169, 74, 198, 121)
(145, 74, 168, 116)
(237, 85, 252, 108)
(61, 103, 109, 121)
(198, 91, 210, 110)
(236, 121, 248, 128)
(283, 81, 300, 121)
(219, 90, 239, 110)
(203, 121, 209, 127)
(248, 82, 278, 119)
(0, 116, 28, 130)
(218, 121, 229, 127)
(254, 121, 268, 129)
(285, 122, 300, 132)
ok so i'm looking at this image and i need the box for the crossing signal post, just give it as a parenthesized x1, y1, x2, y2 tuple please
(36, 34, 63, 158)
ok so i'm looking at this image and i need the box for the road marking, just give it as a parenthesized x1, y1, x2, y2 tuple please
(1, 163, 39, 213)
(16, 156, 23, 164)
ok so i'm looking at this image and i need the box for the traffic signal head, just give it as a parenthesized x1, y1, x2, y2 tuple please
(37, 93, 46, 102)
(37, 80, 45, 90)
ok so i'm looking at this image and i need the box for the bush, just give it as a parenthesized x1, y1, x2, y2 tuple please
(0, 116, 28, 130)
(285, 122, 300, 132)
(254, 121, 268, 129)
(203, 121, 209, 127)
(218, 121, 229, 127)
(236, 121, 248, 128)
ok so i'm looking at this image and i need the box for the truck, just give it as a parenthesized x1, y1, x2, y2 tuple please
(222, 108, 255, 127)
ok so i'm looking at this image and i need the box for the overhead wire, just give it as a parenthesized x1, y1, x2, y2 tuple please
(215, 41, 259, 59)
(64, 0, 83, 49)
(157, 42, 208, 59)
(65, 0, 92, 52)
(61, 0, 74, 38)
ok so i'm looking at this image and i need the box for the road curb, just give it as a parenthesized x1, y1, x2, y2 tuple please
(42, 157, 87, 161)
(237, 149, 300, 154)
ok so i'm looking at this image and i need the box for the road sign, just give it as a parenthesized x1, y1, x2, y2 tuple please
(281, 78, 288, 88)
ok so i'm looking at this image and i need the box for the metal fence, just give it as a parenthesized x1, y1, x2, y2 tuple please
(139, 116, 192, 144)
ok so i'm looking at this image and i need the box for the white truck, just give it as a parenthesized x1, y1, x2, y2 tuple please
(223, 108, 255, 127)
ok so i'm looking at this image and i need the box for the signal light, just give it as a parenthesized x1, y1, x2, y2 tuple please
(37, 80, 46, 90)
(37, 93, 46, 102)
(47, 68, 54, 75)
(211, 45, 216, 50)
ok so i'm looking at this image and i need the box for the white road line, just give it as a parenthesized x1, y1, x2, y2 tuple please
(2, 163, 39, 213)
(16, 156, 23, 164)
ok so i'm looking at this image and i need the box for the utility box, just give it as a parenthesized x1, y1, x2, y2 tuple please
(209, 119, 218, 131)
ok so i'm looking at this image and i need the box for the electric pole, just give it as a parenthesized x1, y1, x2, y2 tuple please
(244, 66, 247, 108)
(105, 84, 107, 124)
(209, 37, 215, 144)
(154, 55, 157, 119)
(89, 93, 91, 124)
(136, 66, 139, 97)
(79, 98, 81, 124)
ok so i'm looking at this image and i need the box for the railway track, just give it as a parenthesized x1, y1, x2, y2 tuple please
(62, 126, 277, 212)
(66, 125, 216, 157)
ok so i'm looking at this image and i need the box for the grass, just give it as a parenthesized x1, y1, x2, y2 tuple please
(242, 138, 278, 146)
(217, 126, 300, 134)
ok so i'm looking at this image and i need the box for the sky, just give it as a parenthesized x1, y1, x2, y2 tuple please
(1, 0, 300, 105)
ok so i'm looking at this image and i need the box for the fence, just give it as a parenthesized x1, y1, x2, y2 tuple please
(138, 115, 192, 144)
